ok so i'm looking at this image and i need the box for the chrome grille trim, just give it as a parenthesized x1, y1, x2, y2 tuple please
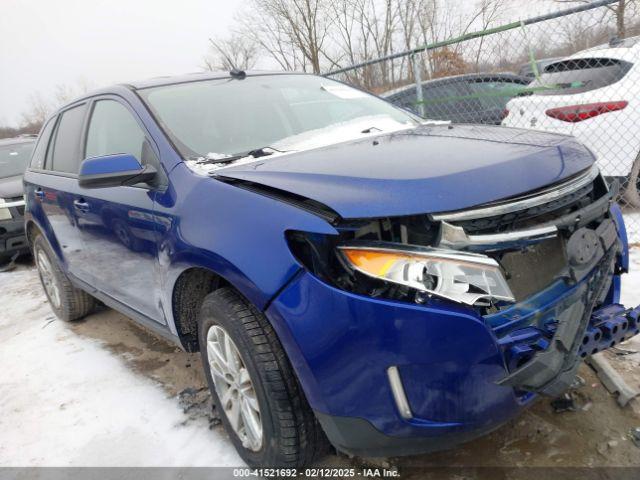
(431, 164, 600, 222)
(438, 221, 558, 251)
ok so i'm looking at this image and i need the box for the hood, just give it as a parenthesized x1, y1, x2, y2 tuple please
(216, 124, 595, 219)
(0, 175, 24, 199)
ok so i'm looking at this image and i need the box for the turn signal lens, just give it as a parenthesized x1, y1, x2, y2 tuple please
(340, 246, 515, 306)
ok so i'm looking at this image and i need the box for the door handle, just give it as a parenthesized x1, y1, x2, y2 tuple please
(35, 188, 45, 200)
(73, 198, 90, 212)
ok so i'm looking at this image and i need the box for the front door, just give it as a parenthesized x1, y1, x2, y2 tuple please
(75, 98, 165, 322)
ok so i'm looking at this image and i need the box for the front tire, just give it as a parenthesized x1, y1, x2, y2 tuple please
(623, 153, 640, 208)
(33, 234, 95, 321)
(198, 288, 328, 467)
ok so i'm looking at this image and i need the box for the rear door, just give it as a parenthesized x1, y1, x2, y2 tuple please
(75, 97, 165, 322)
(24, 103, 89, 276)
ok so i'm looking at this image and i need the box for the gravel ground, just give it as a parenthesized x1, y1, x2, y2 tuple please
(1, 252, 639, 472)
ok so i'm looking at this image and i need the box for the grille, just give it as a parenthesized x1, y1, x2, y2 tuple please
(457, 182, 595, 234)
(441, 171, 610, 303)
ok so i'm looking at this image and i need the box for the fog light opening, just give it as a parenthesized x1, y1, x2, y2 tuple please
(387, 366, 412, 420)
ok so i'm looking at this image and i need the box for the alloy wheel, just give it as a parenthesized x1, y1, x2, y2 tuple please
(36, 248, 61, 309)
(206, 325, 263, 451)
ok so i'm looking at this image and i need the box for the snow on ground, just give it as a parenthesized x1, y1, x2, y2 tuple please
(623, 212, 640, 246)
(0, 267, 242, 467)
(621, 246, 640, 306)
(1, 246, 640, 467)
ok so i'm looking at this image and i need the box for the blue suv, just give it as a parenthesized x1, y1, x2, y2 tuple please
(24, 71, 640, 467)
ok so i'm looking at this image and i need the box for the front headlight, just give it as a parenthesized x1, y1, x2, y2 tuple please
(339, 245, 515, 306)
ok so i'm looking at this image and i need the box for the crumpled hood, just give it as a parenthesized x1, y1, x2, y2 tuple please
(0, 175, 24, 199)
(216, 124, 595, 219)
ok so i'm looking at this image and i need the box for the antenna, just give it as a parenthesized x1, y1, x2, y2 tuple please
(230, 68, 247, 79)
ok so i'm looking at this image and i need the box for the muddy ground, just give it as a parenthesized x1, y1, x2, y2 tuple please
(3, 257, 640, 477)
(65, 281, 640, 470)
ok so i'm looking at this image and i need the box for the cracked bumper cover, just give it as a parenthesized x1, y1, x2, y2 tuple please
(265, 189, 638, 456)
(496, 217, 623, 396)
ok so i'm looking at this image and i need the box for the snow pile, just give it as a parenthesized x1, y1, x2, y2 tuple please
(623, 211, 640, 245)
(0, 267, 241, 467)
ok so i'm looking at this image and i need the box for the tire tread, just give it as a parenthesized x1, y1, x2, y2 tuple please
(34, 234, 95, 321)
(199, 287, 329, 467)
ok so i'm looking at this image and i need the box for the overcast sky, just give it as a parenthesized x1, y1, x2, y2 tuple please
(0, 0, 243, 127)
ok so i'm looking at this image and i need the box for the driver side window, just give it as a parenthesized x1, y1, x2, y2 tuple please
(85, 100, 152, 165)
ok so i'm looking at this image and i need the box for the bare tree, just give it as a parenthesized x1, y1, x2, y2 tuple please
(239, 0, 333, 74)
(471, 0, 509, 71)
(20, 92, 52, 129)
(18, 80, 94, 133)
(553, 0, 637, 37)
(203, 34, 258, 71)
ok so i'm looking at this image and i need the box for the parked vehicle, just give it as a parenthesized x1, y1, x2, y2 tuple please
(517, 57, 562, 79)
(0, 135, 36, 264)
(24, 71, 639, 467)
(504, 37, 640, 206)
(382, 73, 529, 124)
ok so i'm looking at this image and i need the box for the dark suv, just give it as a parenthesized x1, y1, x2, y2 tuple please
(24, 72, 639, 467)
(383, 73, 529, 124)
(0, 135, 36, 264)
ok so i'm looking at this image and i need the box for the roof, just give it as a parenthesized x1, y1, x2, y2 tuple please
(381, 72, 528, 98)
(558, 36, 640, 63)
(42, 70, 316, 126)
(584, 35, 640, 52)
(127, 70, 304, 90)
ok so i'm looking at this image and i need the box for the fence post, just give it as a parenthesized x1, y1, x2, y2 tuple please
(411, 53, 425, 118)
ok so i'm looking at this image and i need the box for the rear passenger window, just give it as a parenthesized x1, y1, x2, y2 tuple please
(30, 119, 56, 169)
(85, 100, 147, 162)
(49, 104, 87, 173)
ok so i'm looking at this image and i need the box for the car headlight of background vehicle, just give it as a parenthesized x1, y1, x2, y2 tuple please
(339, 245, 515, 306)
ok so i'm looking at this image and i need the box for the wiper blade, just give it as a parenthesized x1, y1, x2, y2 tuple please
(195, 147, 278, 165)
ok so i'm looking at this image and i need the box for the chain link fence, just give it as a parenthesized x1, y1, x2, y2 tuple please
(325, 0, 640, 243)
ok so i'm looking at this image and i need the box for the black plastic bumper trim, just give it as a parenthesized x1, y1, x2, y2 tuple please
(314, 411, 503, 458)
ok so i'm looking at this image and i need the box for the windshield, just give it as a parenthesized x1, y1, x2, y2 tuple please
(139, 74, 418, 159)
(0, 142, 34, 178)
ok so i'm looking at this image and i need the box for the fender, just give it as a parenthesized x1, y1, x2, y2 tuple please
(155, 163, 339, 336)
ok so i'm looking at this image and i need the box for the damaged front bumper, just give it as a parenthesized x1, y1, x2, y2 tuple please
(266, 170, 639, 457)
(495, 218, 621, 397)
(487, 182, 638, 398)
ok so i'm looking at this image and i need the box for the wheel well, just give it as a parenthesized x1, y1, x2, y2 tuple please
(172, 267, 228, 352)
(26, 221, 39, 245)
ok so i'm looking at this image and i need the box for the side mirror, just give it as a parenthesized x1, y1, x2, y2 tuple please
(78, 154, 157, 189)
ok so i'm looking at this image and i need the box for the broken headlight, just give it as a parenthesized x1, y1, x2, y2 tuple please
(339, 245, 515, 306)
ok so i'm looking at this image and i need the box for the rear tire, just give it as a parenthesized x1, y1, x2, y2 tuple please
(33, 234, 95, 321)
(198, 287, 329, 467)
(623, 153, 640, 208)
